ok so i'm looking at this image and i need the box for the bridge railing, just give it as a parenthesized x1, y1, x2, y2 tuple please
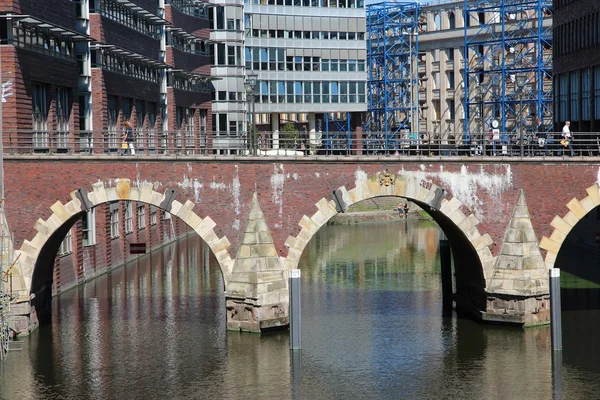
(3, 129, 598, 157)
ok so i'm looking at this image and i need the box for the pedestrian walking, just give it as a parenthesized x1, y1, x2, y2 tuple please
(561, 121, 574, 157)
(122, 121, 135, 155)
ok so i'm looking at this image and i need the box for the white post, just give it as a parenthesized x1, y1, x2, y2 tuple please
(271, 113, 280, 151)
(289, 269, 301, 350)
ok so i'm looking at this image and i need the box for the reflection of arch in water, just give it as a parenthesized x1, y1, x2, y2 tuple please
(15, 179, 233, 325)
(283, 172, 495, 314)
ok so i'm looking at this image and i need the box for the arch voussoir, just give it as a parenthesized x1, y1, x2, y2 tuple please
(540, 184, 600, 268)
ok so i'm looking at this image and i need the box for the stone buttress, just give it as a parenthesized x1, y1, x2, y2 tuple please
(224, 193, 289, 332)
(484, 190, 550, 326)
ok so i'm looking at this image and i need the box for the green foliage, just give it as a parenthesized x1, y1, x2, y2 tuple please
(279, 123, 300, 149)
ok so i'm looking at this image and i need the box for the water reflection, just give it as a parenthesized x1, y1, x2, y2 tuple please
(2, 222, 600, 399)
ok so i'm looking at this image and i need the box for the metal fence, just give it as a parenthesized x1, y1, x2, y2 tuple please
(4, 129, 600, 157)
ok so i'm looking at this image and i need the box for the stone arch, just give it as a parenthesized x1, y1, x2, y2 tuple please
(282, 172, 495, 297)
(539, 183, 600, 269)
(15, 179, 234, 322)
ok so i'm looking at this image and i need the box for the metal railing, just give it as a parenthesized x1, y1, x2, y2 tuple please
(3, 129, 600, 158)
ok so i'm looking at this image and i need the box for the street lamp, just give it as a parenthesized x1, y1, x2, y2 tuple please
(245, 71, 258, 156)
(515, 75, 527, 157)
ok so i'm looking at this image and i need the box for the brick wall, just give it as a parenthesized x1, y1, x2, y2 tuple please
(0, 0, 77, 29)
(6, 159, 600, 265)
(3, 46, 80, 135)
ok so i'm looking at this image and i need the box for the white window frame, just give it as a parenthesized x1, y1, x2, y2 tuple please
(124, 201, 133, 234)
(56, 87, 70, 148)
(59, 229, 73, 255)
(82, 209, 96, 246)
(32, 83, 48, 149)
(137, 204, 146, 229)
(110, 206, 119, 238)
(150, 206, 157, 225)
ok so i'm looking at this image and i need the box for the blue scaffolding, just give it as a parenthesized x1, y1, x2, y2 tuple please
(463, 0, 553, 141)
(366, 1, 419, 150)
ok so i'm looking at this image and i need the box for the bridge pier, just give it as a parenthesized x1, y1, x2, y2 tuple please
(224, 193, 289, 332)
(481, 190, 550, 326)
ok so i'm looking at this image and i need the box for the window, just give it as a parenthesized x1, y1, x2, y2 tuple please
(595, 68, 600, 119)
(582, 69, 590, 121)
(569, 71, 579, 121)
(59, 229, 72, 255)
(199, 109, 207, 148)
(56, 87, 70, 148)
(216, 7, 224, 29)
(228, 46, 236, 66)
(137, 205, 146, 229)
(110, 204, 119, 238)
(448, 100, 455, 119)
(217, 44, 225, 65)
(124, 201, 133, 234)
(150, 206, 157, 225)
(448, 12, 456, 29)
(108, 95, 118, 149)
(147, 102, 156, 149)
(82, 209, 96, 246)
(32, 84, 48, 149)
(135, 99, 145, 148)
(559, 74, 568, 122)
(446, 72, 455, 89)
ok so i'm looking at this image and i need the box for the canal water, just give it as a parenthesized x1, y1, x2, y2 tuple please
(1, 220, 600, 399)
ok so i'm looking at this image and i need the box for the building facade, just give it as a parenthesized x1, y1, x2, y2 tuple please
(380, 0, 553, 141)
(0, 0, 212, 154)
(553, 0, 600, 133)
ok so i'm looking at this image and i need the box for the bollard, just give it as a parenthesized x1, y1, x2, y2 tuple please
(439, 232, 453, 316)
(550, 268, 562, 351)
(289, 269, 301, 350)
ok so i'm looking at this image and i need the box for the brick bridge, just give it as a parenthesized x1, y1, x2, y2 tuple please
(5, 155, 599, 333)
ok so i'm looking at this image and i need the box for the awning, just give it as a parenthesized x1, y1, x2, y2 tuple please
(3, 15, 92, 42)
(166, 26, 214, 43)
(92, 43, 169, 68)
(114, 0, 170, 24)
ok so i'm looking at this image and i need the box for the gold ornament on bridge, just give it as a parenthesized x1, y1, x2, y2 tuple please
(378, 171, 396, 187)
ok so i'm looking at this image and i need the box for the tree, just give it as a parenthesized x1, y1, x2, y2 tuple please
(279, 122, 299, 149)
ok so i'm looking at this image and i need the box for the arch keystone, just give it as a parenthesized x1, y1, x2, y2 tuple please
(116, 179, 132, 199)
(394, 175, 406, 197)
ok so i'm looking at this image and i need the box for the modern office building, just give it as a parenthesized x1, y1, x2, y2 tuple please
(208, 0, 368, 150)
(0, 0, 212, 153)
(553, 0, 600, 132)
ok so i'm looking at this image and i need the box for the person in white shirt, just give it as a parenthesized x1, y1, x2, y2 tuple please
(561, 121, 574, 156)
